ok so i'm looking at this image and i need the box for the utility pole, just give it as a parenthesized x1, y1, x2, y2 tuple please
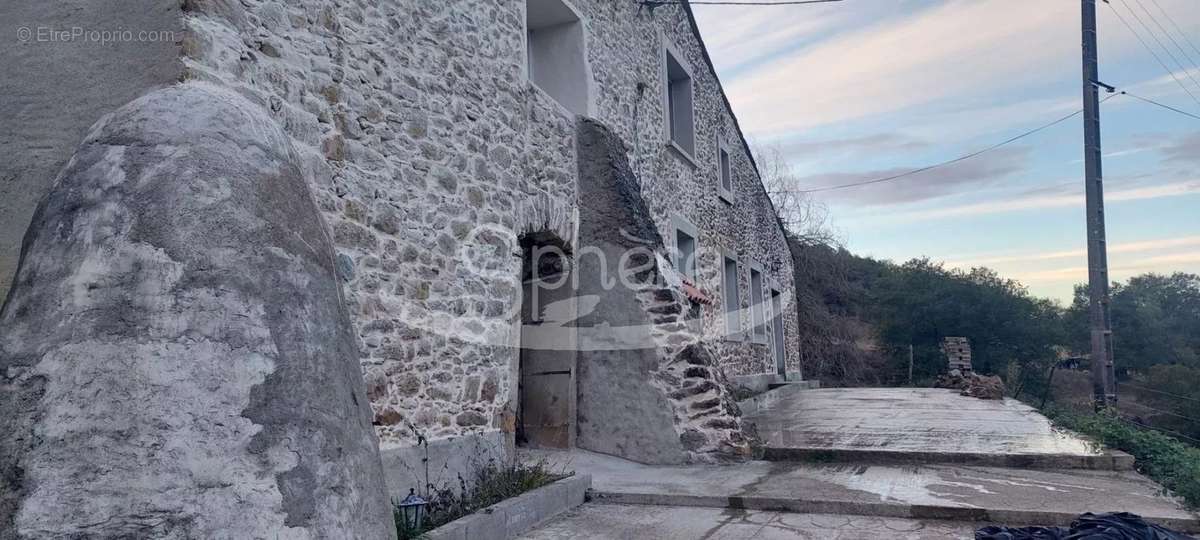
(1082, 0, 1117, 410)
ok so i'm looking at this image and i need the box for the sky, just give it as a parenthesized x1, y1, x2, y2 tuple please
(691, 0, 1200, 303)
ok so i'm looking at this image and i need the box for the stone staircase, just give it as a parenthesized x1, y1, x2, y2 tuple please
(633, 281, 753, 461)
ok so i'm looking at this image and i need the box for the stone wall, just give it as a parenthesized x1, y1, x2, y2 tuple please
(2, 0, 802, 506)
(182, 0, 580, 458)
(181, 0, 799, 455)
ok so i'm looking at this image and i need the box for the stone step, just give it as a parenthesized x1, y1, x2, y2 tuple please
(735, 379, 818, 416)
(541, 449, 1200, 534)
(758, 446, 1135, 471)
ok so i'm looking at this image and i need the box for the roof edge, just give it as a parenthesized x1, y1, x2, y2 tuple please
(677, 0, 793, 249)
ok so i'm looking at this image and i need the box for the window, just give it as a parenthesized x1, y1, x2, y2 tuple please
(663, 45, 695, 158)
(723, 255, 740, 338)
(750, 265, 766, 343)
(526, 0, 589, 115)
(672, 215, 698, 283)
(674, 229, 696, 282)
(717, 140, 733, 202)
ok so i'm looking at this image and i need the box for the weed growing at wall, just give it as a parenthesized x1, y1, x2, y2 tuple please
(393, 429, 572, 539)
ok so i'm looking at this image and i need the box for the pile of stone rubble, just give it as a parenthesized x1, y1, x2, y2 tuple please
(934, 369, 1006, 400)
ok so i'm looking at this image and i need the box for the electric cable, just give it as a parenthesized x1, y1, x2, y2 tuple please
(1106, 0, 1200, 110)
(780, 95, 1117, 194)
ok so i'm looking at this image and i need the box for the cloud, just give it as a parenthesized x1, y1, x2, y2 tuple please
(945, 235, 1200, 268)
(691, 2, 848, 75)
(1014, 252, 1200, 284)
(875, 179, 1200, 223)
(1135, 252, 1200, 265)
(943, 242, 1200, 301)
(705, 0, 1200, 139)
(1161, 131, 1200, 164)
(792, 146, 1030, 205)
(722, 0, 1085, 135)
(773, 133, 929, 161)
(1124, 66, 1200, 101)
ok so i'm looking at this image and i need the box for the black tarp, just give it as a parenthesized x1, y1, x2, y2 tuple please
(976, 513, 1196, 540)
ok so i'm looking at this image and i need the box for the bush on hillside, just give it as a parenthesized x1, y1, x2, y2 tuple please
(1045, 408, 1200, 509)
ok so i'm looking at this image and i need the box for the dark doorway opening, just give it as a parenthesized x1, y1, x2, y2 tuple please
(516, 232, 576, 449)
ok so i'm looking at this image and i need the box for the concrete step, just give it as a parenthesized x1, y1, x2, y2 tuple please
(588, 490, 1199, 534)
(768, 380, 820, 390)
(760, 446, 1135, 471)
(526, 449, 1200, 534)
(521, 502, 982, 539)
(736, 380, 819, 416)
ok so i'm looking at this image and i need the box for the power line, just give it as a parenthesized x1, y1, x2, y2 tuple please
(1118, 0, 1200, 99)
(783, 95, 1117, 194)
(1119, 90, 1200, 120)
(1104, 0, 1200, 110)
(1120, 416, 1200, 445)
(1122, 382, 1200, 403)
(1146, 0, 1200, 67)
(640, 0, 841, 5)
(1118, 399, 1200, 424)
(779, 87, 1198, 195)
(1128, 0, 1200, 91)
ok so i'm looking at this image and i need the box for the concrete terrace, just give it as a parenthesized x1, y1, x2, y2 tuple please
(744, 387, 1131, 469)
(520, 448, 1198, 533)
(520, 386, 1199, 537)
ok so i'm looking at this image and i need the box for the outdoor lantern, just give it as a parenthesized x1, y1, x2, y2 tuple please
(397, 488, 428, 531)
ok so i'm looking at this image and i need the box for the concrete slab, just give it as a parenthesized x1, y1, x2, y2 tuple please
(744, 388, 1131, 469)
(521, 503, 980, 539)
(521, 449, 1199, 533)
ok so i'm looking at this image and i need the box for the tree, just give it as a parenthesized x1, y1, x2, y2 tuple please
(865, 259, 1065, 392)
(754, 143, 836, 244)
(1064, 273, 1200, 439)
(1065, 273, 1200, 374)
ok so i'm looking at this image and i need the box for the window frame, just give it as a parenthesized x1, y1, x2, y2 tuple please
(749, 261, 767, 345)
(720, 248, 741, 341)
(661, 38, 696, 164)
(522, 0, 594, 117)
(671, 213, 700, 283)
(716, 134, 734, 203)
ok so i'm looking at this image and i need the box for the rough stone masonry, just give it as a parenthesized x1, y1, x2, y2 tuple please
(0, 0, 803, 535)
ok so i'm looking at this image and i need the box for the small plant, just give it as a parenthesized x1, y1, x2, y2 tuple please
(391, 424, 571, 539)
(1044, 407, 1200, 509)
(393, 458, 570, 539)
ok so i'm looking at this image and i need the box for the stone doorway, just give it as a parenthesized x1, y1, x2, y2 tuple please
(516, 232, 576, 449)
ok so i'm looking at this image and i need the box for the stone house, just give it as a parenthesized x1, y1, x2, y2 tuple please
(0, 0, 802, 536)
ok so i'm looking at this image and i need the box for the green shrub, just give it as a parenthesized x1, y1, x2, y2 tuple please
(1045, 408, 1200, 509)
